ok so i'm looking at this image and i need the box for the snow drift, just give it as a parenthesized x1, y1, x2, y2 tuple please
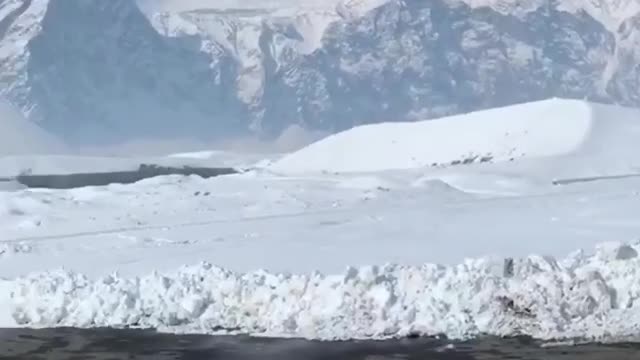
(9, 242, 640, 341)
(271, 99, 640, 174)
(0, 100, 64, 156)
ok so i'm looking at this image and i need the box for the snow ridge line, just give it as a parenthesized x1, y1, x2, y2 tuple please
(9, 242, 640, 341)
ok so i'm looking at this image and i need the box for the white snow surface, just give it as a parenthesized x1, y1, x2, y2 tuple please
(137, 0, 386, 18)
(138, 0, 640, 25)
(271, 99, 640, 175)
(8, 242, 640, 341)
(0, 100, 65, 156)
(3, 98, 640, 341)
(3, 166, 640, 340)
(139, 1, 640, 36)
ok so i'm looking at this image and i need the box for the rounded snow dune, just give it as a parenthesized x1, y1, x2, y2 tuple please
(270, 98, 640, 174)
(0, 100, 65, 156)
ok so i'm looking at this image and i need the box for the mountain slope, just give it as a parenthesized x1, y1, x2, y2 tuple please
(1, 0, 640, 142)
(1, 0, 246, 144)
(263, 1, 616, 132)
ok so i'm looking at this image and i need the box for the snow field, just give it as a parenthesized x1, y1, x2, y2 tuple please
(271, 99, 640, 174)
(0, 100, 65, 156)
(1, 97, 640, 343)
(8, 241, 640, 341)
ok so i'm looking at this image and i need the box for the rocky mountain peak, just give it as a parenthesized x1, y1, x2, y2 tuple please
(0, 0, 639, 144)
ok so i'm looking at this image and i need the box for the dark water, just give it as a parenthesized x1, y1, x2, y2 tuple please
(0, 329, 639, 360)
(12, 164, 237, 189)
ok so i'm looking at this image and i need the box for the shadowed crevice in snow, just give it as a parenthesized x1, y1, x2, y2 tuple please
(13, 164, 238, 189)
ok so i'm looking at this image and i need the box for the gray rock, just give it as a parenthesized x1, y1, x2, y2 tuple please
(0, 0, 639, 143)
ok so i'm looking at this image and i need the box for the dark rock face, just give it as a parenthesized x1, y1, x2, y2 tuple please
(266, 1, 615, 133)
(0, 0, 637, 143)
(15, 164, 237, 189)
(23, 0, 246, 144)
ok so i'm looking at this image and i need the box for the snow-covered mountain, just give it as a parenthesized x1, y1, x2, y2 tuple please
(1, 0, 640, 143)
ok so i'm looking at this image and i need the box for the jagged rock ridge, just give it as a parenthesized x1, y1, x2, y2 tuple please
(0, 0, 639, 143)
